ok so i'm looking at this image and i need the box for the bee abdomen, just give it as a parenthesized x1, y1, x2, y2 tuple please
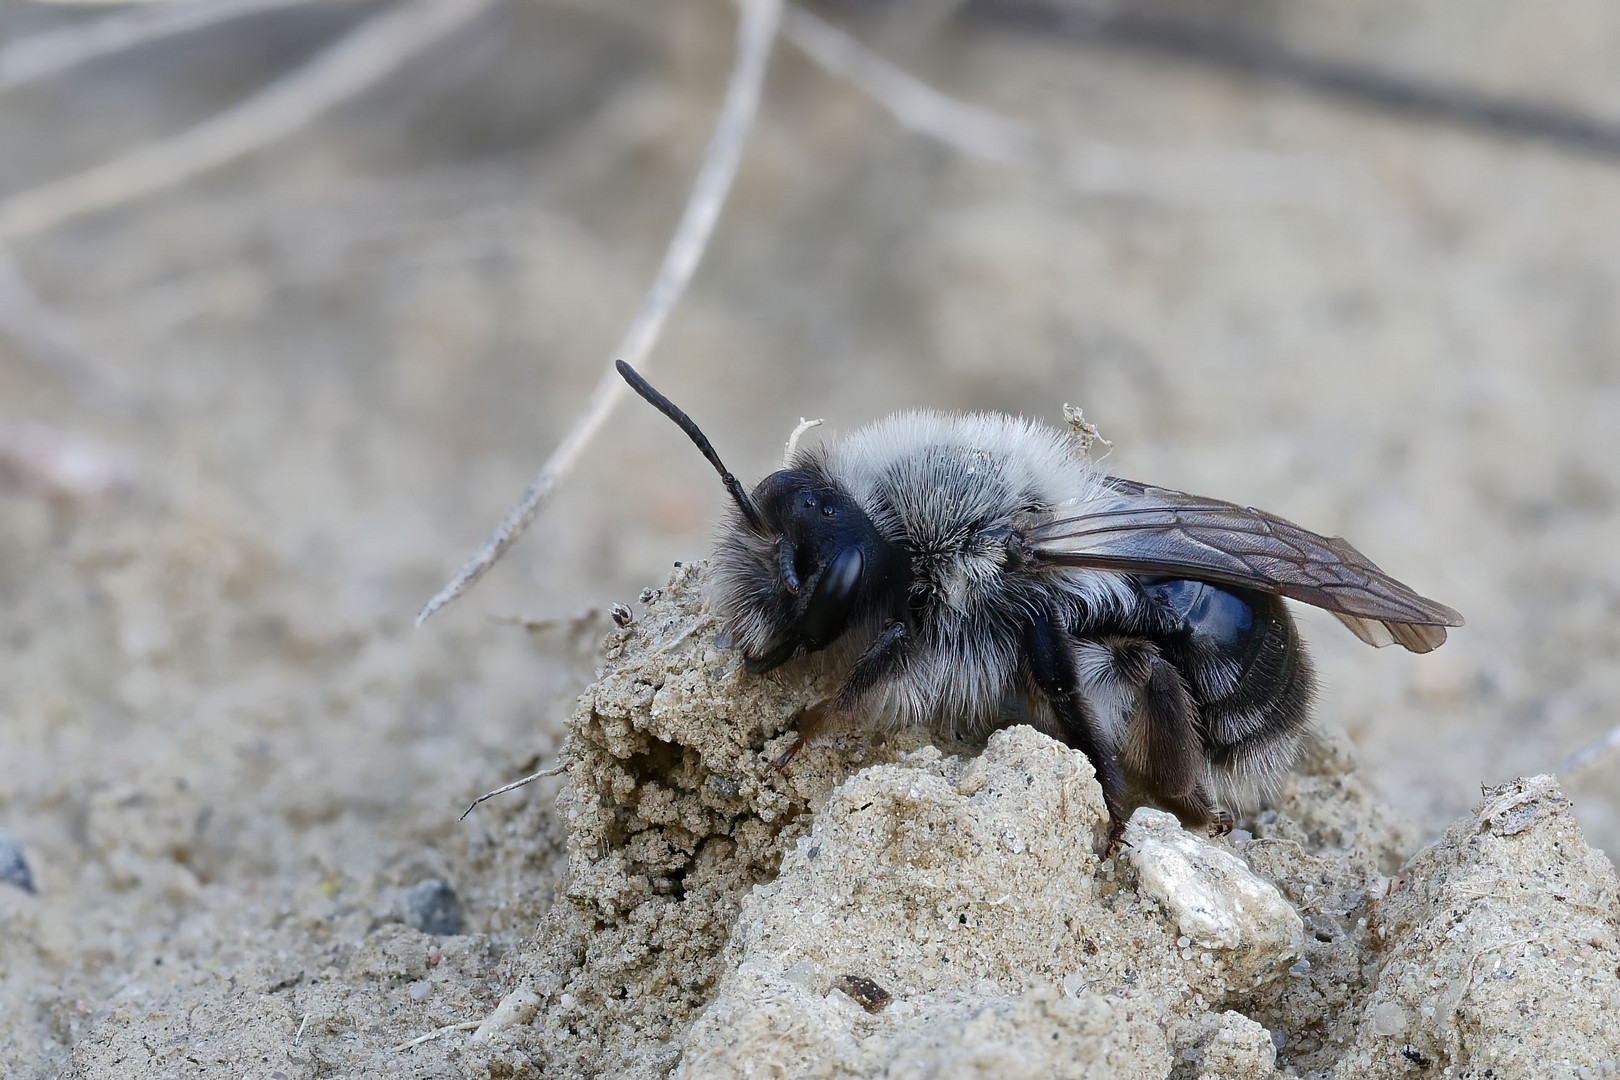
(1144, 580, 1316, 794)
(1198, 595, 1315, 793)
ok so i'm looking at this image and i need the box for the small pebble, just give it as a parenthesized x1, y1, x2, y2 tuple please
(0, 831, 34, 893)
(1366, 1000, 1408, 1037)
(399, 878, 464, 936)
(832, 974, 892, 1013)
(782, 960, 816, 987)
(471, 987, 541, 1044)
(610, 603, 634, 627)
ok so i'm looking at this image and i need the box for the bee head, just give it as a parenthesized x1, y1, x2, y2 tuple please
(731, 465, 892, 671)
(617, 361, 893, 673)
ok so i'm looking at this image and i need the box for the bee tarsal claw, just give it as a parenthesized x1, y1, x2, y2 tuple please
(769, 735, 805, 772)
(1102, 817, 1129, 859)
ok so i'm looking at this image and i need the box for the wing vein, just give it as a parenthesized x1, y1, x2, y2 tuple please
(1022, 478, 1462, 652)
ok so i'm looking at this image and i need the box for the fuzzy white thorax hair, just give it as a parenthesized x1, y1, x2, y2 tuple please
(823, 410, 1136, 614)
(804, 410, 1135, 736)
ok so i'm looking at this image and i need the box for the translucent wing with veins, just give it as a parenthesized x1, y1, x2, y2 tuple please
(1020, 478, 1463, 654)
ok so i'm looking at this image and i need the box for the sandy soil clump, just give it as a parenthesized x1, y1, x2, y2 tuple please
(436, 565, 1620, 1079)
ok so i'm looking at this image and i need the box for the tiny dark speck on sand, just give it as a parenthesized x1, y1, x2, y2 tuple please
(0, 831, 34, 894)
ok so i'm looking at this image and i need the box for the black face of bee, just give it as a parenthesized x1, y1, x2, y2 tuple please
(743, 468, 898, 673)
(612, 359, 900, 673)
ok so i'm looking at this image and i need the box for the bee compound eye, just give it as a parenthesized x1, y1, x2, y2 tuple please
(798, 546, 865, 648)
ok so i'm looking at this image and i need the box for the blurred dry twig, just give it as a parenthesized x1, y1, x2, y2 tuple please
(0, 241, 139, 410)
(0, 0, 493, 239)
(783, 3, 1037, 165)
(415, 0, 784, 626)
(460, 761, 569, 820)
(783, 3, 1339, 205)
(966, 0, 1620, 163)
(0, 0, 328, 94)
(1559, 723, 1620, 779)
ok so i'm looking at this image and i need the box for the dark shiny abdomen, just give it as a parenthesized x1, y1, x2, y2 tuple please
(1140, 577, 1314, 770)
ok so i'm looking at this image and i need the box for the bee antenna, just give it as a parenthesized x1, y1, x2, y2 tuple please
(616, 361, 767, 533)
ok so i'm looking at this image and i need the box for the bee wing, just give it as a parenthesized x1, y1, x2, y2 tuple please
(1023, 477, 1463, 654)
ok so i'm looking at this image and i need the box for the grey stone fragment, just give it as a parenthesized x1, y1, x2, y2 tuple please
(0, 830, 34, 893)
(1197, 1010, 1278, 1080)
(1127, 808, 1304, 987)
(397, 877, 463, 936)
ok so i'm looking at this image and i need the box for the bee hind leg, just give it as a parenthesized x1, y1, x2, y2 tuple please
(769, 699, 846, 770)
(1023, 612, 1129, 856)
(1124, 644, 1228, 834)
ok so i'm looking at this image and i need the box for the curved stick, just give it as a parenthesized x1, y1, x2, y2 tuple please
(415, 0, 783, 626)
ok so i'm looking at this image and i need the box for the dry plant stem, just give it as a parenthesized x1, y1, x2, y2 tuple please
(414, 0, 784, 627)
(390, 1020, 480, 1053)
(0, 0, 495, 240)
(964, 0, 1620, 164)
(0, 0, 332, 94)
(0, 240, 137, 412)
(781, 3, 1337, 205)
(782, 3, 1039, 164)
(782, 417, 824, 465)
(1559, 723, 1620, 778)
(460, 763, 568, 821)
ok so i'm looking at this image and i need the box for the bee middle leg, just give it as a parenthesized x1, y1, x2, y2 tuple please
(771, 621, 908, 770)
(1023, 610, 1129, 855)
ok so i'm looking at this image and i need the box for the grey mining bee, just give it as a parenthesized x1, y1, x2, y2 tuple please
(617, 361, 1461, 852)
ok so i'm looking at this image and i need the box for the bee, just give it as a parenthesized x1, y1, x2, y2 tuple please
(616, 361, 1462, 851)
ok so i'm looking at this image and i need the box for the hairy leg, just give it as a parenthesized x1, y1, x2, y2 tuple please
(1132, 643, 1219, 828)
(1087, 635, 1227, 833)
(771, 621, 908, 770)
(1024, 609, 1129, 854)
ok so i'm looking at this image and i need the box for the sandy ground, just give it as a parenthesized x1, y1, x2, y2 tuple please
(3, 0, 1620, 1075)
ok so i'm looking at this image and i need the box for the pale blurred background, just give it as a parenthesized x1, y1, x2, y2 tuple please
(2, 0, 1619, 1072)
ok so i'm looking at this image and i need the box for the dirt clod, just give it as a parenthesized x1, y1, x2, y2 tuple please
(447, 567, 1620, 1078)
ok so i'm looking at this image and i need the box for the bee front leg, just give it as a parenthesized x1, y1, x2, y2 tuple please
(833, 620, 909, 711)
(1023, 611, 1129, 856)
(771, 621, 909, 771)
